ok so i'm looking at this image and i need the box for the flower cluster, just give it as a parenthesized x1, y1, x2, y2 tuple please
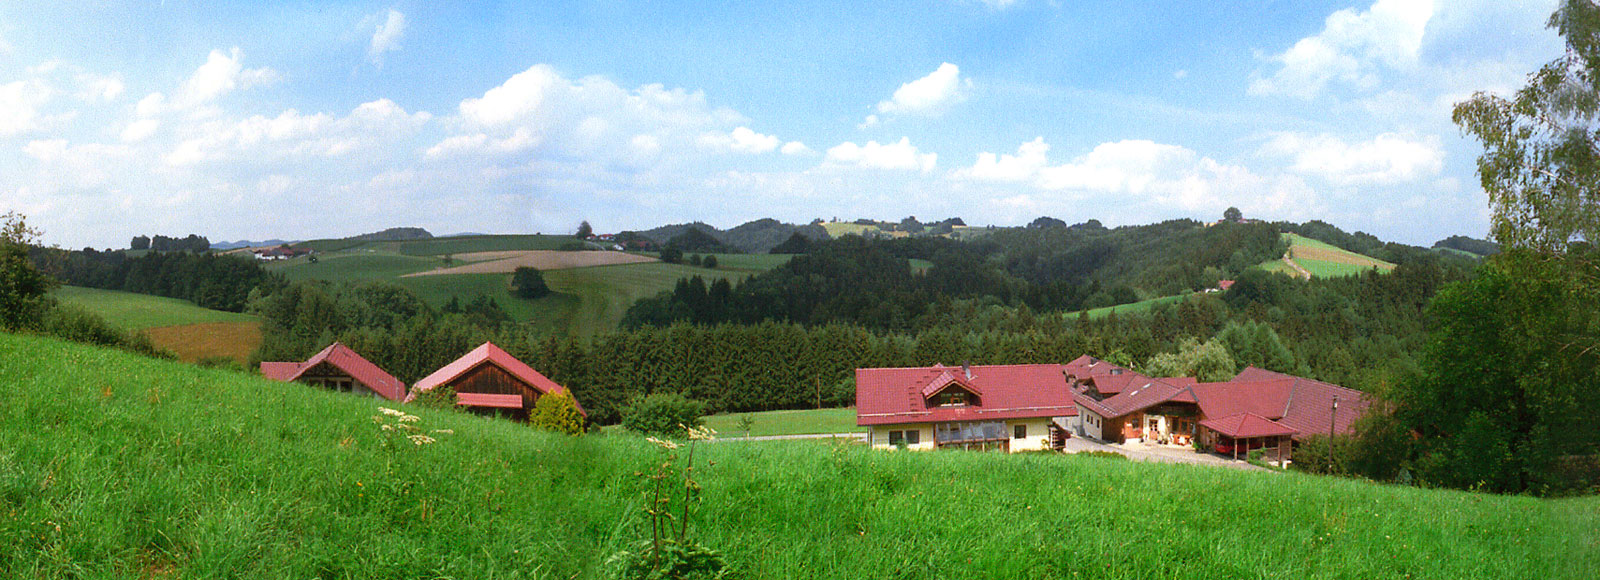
(372, 406, 447, 446)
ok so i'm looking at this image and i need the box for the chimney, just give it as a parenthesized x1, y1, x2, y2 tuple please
(962, 360, 972, 379)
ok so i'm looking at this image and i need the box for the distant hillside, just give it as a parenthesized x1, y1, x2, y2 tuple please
(214, 239, 294, 250)
(1433, 235, 1499, 256)
(348, 227, 433, 242)
(633, 219, 829, 253)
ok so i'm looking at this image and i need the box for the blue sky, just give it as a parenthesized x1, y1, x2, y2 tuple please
(0, 0, 1566, 248)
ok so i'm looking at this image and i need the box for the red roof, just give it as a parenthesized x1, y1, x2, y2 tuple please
(1074, 376, 1190, 419)
(1068, 364, 1370, 442)
(1200, 412, 1297, 438)
(408, 342, 586, 416)
(258, 342, 407, 401)
(1233, 367, 1369, 438)
(856, 363, 1076, 426)
(1218, 279, 1236, 291)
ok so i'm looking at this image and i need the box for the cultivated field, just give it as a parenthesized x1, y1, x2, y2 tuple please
(1284, 233, 1396, 277)
(3, 333, 1594, 579)
(401, 250, 657, 277)
(52, 286, 262, 363)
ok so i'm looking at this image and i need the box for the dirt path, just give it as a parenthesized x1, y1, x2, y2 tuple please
(1282, 251, 1312, 280)
(402, 250, 657, 276)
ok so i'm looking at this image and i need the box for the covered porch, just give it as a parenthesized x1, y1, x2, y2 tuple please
(1198, 412, 1297, 465)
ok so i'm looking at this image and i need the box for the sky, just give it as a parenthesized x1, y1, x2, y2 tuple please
(0, 0, 1569, 249)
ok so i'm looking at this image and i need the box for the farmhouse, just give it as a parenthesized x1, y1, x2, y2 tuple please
(260, 342, 407, 401)
(855, 363, 1078, 452)
(406, 342, 586, 420)
(1065, 356, 1370, 461)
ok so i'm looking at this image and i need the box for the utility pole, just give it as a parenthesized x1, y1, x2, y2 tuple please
(1329, 395, 1339, 471)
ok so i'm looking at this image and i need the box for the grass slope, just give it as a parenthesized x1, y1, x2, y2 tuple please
(700, 407, 864, 438)
(2, 333, 1594, 579)
(51, 286, 261, 363)
(52, 286, 256, 330)
(1282, 234, 1396, 278)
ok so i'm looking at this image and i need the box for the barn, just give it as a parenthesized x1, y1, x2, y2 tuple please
(406, 342, 586, 420)
(259, 342, 407, 401)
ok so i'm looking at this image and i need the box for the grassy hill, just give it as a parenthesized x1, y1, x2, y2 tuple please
(268, 243, 792, 336)
(1278, 233, 1396, 278)
(2, 333, 1594, 579)
(51, 286, 260, 363)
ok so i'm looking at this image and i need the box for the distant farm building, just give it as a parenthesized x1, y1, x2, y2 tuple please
(253, 246, 311, 260)
(406, 342, 586, 421)
(260, 342, 407, 401)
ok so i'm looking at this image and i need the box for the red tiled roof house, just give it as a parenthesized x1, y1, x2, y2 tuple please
(1064, 356, 1370, 461)
(405, 342, 586, 421)
(856, 363, 1078, 452)
(260, 342, 407, 401)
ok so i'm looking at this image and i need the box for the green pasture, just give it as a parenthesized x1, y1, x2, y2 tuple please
(393, 234, 575, 256)
(1, 332, 1593, 579)
(1079, 292, 1195, 320)
(50, 286, 257, 330)
(700, 407, 865, 438)
(269, 250, 443, 282)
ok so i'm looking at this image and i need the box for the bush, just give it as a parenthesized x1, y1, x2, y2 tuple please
(660, 247, 683, 264)
(621, 393, 705, 438)
(531, 390, 585, 435)
(702, 255, 718, 269)
(512, 266, 551, 299)
(411, 385, 458, 410)
(688, 254, 703, 267)
(41, 304, 125, 347)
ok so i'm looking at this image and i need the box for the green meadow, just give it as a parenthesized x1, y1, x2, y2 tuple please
(51, 286, 257, 331)
(699, 407, 865, 438)
(269, 241, 792, 336)
(1, 333, 1593, 579)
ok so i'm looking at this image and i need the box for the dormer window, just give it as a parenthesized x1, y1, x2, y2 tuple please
(938, 391, 970, 407)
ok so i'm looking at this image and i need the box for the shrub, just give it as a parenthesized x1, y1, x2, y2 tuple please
(531, 390, 585, 435)
(512, 266, 551, 299)
(688, 254, 703, 267)
(660, 247, 683, 264)
(41, 304, 126, 347)
(621, 393, 705, 438)
(702, 255, 718, 269)
(411, 385, 458, 410)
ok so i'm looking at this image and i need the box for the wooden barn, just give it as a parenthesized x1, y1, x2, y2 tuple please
(260, 342, 407, 401)
(406, 342, 585, 420)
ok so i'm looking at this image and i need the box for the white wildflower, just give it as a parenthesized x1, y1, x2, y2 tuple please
(378, 407, 405, 417)
(408, 434, 436, 445)
(380, 424, 395, 432)
(646, 437, 680, 450)
(686, 425, 717, 441)
(398, 414, 422, 423)
(431, 429, 454, 435)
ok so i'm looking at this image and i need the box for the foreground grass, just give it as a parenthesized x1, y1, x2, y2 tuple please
(2, 333, 1595, 579)
(51, 286, 257, 330)
(700, 407, 864, 438)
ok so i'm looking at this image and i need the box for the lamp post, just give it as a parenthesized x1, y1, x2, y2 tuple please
(1329, 395, 1339, 471)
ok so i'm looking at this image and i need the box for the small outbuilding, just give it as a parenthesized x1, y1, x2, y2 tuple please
(260, 342, 407, 401)
(406, 342, 586, 420)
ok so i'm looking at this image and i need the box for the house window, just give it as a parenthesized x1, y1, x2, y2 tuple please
(905, 429, 920, 445)
(1014, 424, 1027, 439)
(937, 391, 969, 407)
(888, 430, 904, 446)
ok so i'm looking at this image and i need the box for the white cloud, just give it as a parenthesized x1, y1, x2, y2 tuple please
(120, 119, 159, 142)
(1251, 0, 1434, 98)
(780, 141, 811, 155)
(368, 10, 407, 66)
(165, 99, 430, 166)
(978, 0, 1018, 8)
(174, 48, 278, 110)
(825, 137, 937, 172)
(425, 128, 537, 158)
(876, 62, 968, 115)
(698, 126, 781, 154)
(74, 72, 124, 102)
(954, 137, 1051, 182)
(0, 79, 53, 136)
(1259, 132, 1444, 185)
(459, 64, 561, 127)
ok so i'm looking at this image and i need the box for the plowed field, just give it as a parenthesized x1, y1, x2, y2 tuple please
(400, 250, 656, 276)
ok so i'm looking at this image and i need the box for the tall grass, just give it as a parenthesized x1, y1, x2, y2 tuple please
(2, 333, 1593, 579)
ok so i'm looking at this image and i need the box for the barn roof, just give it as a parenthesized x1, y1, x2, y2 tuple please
(856, 363, 1076, 427)
(409, 342, 586, 416)
(258, 342, 407, 401)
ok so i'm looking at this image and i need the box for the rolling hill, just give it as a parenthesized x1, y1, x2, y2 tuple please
(1, 332, 1593, 579)
(51, 286, 261, 364)
(267, 237, 793, 336)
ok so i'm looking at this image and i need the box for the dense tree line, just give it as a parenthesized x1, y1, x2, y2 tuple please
(39, 248, 282, 312)
(130, 234, 211, 252)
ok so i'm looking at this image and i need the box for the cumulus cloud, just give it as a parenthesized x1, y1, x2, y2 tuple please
(0, 79, 54, 136)
(1258, 132, 1444, 185)
(169, 47, 279, 110)
(954, 137, 1321, 218)
(1251, 0, 1434, 98)
(780, 141, 811, 155)
(825, 137, 937, 172)
(368, 10, 406, 66)
(876, 63, 968, 116)
(164, 98, 430, 166)
(698, 126, 781, 154)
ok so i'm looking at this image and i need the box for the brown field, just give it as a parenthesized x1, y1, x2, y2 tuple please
(143, 321, 262, 364)
(1289, 244, 1395, 269)
(401, 250, 657, 277)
